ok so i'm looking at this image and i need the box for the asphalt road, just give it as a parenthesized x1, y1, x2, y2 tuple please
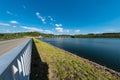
(0, 38, 29, 56)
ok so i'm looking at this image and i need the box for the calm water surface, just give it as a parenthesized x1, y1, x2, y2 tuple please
(40, 38, 120, 72)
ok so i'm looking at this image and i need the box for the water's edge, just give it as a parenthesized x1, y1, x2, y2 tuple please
(44, 41, 120, 76)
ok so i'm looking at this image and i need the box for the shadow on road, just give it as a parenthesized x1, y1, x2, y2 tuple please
(30, 40, 49, 80)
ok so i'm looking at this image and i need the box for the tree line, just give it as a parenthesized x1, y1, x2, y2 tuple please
(0, 32, 50, 40)
(72, 33, 120, 38)
(1, 32, 120, 40)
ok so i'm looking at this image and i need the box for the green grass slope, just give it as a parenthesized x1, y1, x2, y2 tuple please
(33, 38, 120, 80)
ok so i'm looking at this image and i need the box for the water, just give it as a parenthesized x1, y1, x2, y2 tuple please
(40, 38, 120, 72)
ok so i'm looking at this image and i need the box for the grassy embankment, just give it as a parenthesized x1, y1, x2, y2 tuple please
(32, 38, 120, 80)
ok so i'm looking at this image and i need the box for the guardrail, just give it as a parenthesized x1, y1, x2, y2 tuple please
(0, 38, 32, 80)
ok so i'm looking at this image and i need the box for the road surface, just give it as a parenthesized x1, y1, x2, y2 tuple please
(0, 38, 29, 56)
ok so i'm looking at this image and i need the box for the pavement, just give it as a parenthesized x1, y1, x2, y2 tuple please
(0, 38, 29, 56)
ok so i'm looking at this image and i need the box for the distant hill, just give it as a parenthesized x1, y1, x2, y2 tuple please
(0, 32, 53, 40)
(72, 33, 120, 38)
(1, 32, 120, 40)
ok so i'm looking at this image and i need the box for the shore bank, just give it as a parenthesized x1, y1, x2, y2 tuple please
(32, 38, 120, 80)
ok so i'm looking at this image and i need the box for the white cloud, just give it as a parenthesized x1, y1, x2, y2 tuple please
(21, 26, 53, 34)
(64, 29, 70, 33)
(6, 11, 17, 16)
(55, 23, 71, 33)
(44, 30, 53, 34)
(74, 29, 80, 33)
(55, 24, 62, 27)
(55, 28, 80, 34)
(106, 29, 116, 32)
(10, 20, 19, 24)
(21, 26, 43, 32)
(48, 16, 54, 21)
(6, 30, 11, 33)
(36, 12, 46, 24)
(0, 22, 10, 26)
(55, 27, 63, 32)
(13, 26, 16, 28)
(6, 11, 13, 15)
(49, 23, 54, 25)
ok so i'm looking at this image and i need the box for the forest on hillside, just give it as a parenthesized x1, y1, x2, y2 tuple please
(0, 32, 53, 40)
(1, 32, 120, 40)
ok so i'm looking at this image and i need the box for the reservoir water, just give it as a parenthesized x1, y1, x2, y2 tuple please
(40, 38, 120, 72)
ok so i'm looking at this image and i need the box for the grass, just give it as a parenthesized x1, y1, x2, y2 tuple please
(32, 38, 120, 80)
(30, 40, 48, 80)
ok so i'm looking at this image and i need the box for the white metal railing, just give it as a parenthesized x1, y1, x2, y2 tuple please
(0, 38, 32, 80)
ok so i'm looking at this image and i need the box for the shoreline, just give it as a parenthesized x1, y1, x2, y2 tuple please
(47, 41, 120, 77)
(33, 38, 120, 79)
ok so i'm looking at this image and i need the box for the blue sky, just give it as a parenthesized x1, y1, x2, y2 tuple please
(0, 0, 120, 34)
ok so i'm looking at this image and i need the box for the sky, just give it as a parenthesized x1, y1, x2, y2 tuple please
(0, 0, 120, 34)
